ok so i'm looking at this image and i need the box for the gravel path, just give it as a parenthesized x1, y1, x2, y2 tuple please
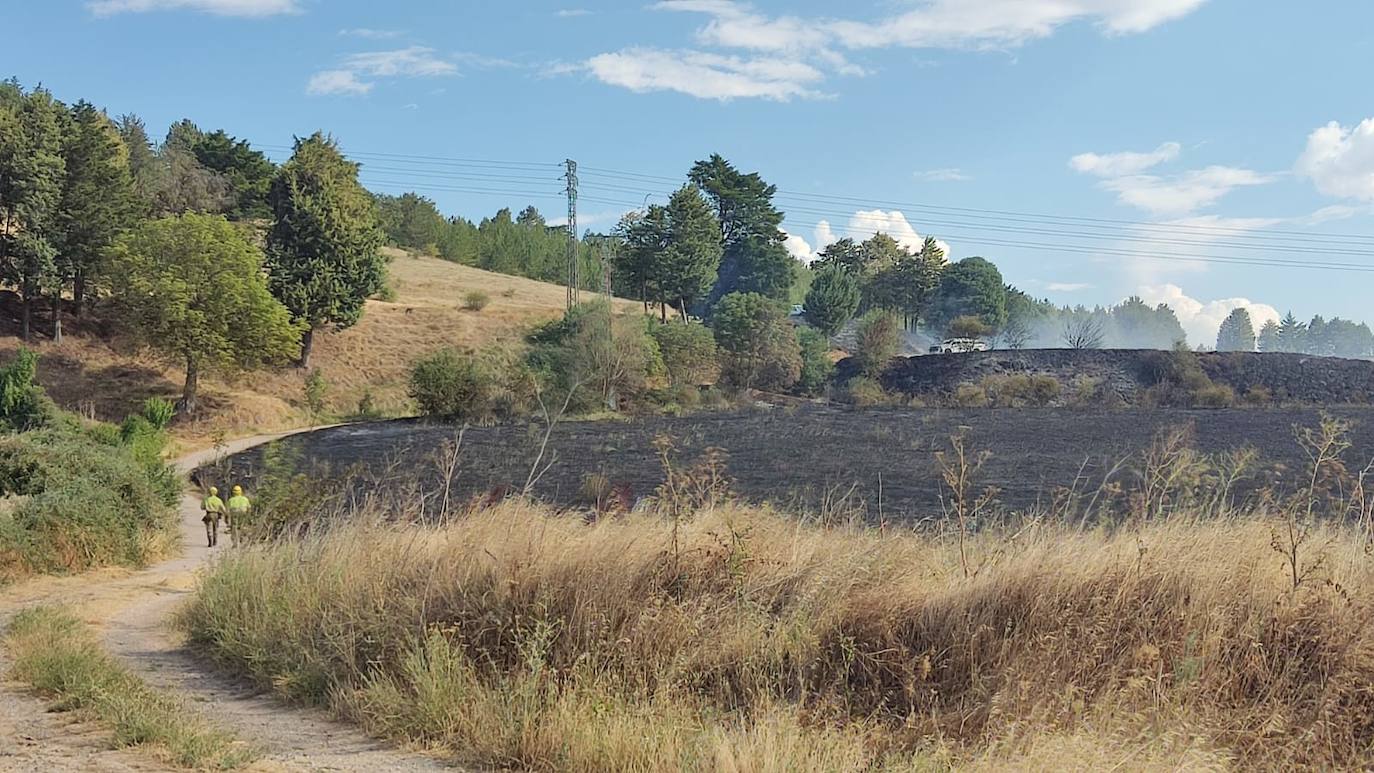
(0, 432, 455, 772)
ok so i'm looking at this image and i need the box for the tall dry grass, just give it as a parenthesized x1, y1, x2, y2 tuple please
(182, 483, 1374, 770)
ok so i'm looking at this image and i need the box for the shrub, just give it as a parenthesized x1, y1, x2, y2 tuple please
(304, 370, 328, 419)
(843, 376, 890, 407)
(795, 327, 834, 397)
(711, 293, 801, 392)
(408, 349, 503, 421)
(853, 310, 901, 377)
(980, 374, 1062, 407)
(354, 389, 381, 420)
(1193, 383, 1236, 408)
(0, 427, 177, 580)
(651, 322, 718, 387)
(501, 287, 516, 299)
(0, 349, 55, 432)
(141, 397, 176, 430)
(528, 302, 662, 412)
(954, 382, 991, 408)
(1244, 385, 1273, 405)
(463, 290, 491, 311)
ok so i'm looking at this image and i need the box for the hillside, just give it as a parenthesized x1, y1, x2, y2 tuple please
(0, 249, 636, 447)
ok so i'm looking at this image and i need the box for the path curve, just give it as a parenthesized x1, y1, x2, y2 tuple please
(0, 429, 454, 772)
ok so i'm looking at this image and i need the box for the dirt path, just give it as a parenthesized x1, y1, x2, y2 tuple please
(0, 431, 453, 772)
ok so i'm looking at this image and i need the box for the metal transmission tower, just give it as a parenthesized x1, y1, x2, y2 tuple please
(563, 159, 579, 310)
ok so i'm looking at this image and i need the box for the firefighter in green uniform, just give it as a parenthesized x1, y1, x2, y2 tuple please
(226, 485, 251, 545)
(201, 486, 226, 547)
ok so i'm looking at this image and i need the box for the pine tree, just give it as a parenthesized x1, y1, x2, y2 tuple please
(653, 186, 722, 319)
(56, 101, 136, 330)
(804, 265, 861, 336)
(1216, 308, 1256, 352)
(1257, 319, 1281, 353)
(689, 154, 794, 305)
(265, 133, 385, 368)
(1277, 311, 1306, 353)
(0, 82, 66, 341)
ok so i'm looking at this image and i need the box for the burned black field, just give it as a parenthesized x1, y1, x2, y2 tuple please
(214, 405, 1374, 520)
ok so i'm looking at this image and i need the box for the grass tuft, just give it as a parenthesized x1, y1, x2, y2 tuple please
(7, 605, 258, 769)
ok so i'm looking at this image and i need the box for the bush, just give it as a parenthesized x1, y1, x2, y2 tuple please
(853, 311, 901, 378)
(1244, 385, 1273, 405)
(463, 290, 491, 311)
(304, 370, 328, 419)
(711, 293, 801, 392)
(408, 349, 506, 422)
(980, 374, 1062, 408)
(954, 382, 991, 408)
(842, 376, 891, 407)
(651, 323, 718, 387)
(1193, 383, 1236, 408)
(795, 327, 834, 397)
(0, 427, 177, 580)
(527, 302, 662, 413)
(0, 349, 56, 432)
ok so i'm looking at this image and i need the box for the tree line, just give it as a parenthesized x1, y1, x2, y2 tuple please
(0, 79, 385, 412)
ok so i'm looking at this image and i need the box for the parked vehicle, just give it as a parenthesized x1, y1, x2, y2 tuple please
(928, 338, 989, 354)
(789, 304, 805, 317)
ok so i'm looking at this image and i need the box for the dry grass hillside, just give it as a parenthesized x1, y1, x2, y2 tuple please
(0, 249, 635, 447)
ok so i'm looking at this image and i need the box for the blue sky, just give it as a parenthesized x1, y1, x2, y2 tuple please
(6, 0, 1374, 344)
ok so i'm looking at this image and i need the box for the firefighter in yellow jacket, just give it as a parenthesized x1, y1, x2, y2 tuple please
(201, 487, 226, 547)
(226, 485, 251, 545)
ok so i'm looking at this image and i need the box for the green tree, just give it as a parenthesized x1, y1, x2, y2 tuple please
(795, 327, 834, 396)
(651, 322, 718, 387)
(0, 82, 66, 341)
(927, 257, 1007, 332)
(854, 310, 902, 377)
(689, 154, 794, 304)
(115, 114, 160, 213)
(1277, 311, 1306, 353)
(803, 264, 860, 336)
(107, 214, 300, 413)
(710, 292, 801, 391)
(1257, 319, 1281, 353)
(192, 129, 275, 220)
(1216, 308, 1256, 352)
(265, 133, 385, 368)
(55, 100, 136, 330)
(619, 186, 722, 320)
(374, 191, 447, 253)
(153, 120, 231, 216)
(813, 238, 865, 275)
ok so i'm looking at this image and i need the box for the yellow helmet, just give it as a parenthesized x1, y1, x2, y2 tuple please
(232, 485, 243, 496)
(208, 486, 218, 496)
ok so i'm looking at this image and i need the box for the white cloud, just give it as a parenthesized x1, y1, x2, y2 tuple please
(307, 70, 372, 96)
(89, 0, 297, 15)
(1137, 283, 1279, 347)
(1100, 167, 1273, 217)
(339, 28, 404, 39)
(916, 167, 970, 182)
(783, 232, 816, 263)
(556, 8, 593, 17)
(582, 1, 1208, 101)
(583, 48, 826, 101)
(1046, 282, 1091, 292)
(1070, 142, 1180, 177)
(1297, 118, 1374, 202)
(814, 210, 951, 259)
(309, 47, 457, 96)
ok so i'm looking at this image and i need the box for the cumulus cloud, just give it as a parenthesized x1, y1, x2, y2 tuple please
(308, 47, 457, 96)
(582, 0, 1208, 100)
(1137, 283, 1279, 347)
(583, 48, 826, 101)
(1297, 118, 1374, 202)
(783, 231, 816, 263)
(89, 0, 297, 15)
(813, 210, 951, 259)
